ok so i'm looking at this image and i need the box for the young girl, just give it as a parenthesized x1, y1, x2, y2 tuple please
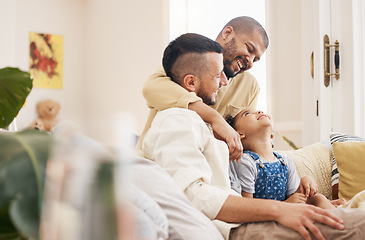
(226, 108, 335, 209)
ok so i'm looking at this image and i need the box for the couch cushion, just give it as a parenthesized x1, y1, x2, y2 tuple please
(278, 142, 332, 199)
(332, 142, 365, 201)
(329, 132, 365, 199)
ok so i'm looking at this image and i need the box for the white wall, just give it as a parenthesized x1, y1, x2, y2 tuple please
(0, 0, 16, 67)
(83, 0, 169, 145)
(0, 0, 86, 132)
(1, 0, 304, 149)
(0, 0, 170, 145)
(266, 0, 303, 150)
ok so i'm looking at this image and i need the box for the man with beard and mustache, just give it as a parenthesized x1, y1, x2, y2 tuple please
(137, 16, 268, 162)
(141, 32, 365, 240)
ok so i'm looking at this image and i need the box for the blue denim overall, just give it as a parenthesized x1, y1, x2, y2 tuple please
(245, 151, 288, 201)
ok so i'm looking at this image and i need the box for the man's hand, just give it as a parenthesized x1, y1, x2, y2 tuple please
(211, 119, 243, 161)
(299, 175, 318, 197)
(276, 203, 344, 240)
(285, 193, 307, 204)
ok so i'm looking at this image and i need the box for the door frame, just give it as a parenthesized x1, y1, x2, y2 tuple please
(352, 0, 365, 137)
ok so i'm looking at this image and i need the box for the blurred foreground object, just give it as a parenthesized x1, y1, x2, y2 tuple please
(40, 122, 122, 240)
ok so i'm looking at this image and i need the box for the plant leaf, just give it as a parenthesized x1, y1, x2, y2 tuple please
(9, 186, 40, 239)
(0, 67, 33, 129)
(282, 136, 300, 150)
(0, 211, 24, 240)
(0, 129, 52, 240)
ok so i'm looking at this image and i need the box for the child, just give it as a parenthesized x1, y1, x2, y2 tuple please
(226, 108, 335, 209)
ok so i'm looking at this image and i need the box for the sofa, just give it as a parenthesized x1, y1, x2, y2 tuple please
(281, 132, 365, 204)
(134, 138, 365, 240)
(1, 127, 365, 240)
(278, 141, 333, 200)
(133, 132, 365, 239)
(131, 141, 339, 240)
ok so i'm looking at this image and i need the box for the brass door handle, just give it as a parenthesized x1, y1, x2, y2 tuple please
(323, 34, 340, 87)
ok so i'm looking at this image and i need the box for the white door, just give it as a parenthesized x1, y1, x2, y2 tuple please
(301, 0, 365, 145)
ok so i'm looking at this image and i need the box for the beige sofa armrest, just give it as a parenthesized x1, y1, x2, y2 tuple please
(278, 142, 333, 199)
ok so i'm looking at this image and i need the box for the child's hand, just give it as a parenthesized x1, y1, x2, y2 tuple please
(299, 175, 318, 197)
(285, 193, 307, 204)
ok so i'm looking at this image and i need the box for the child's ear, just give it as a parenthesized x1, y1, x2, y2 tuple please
(183, 74, 198, 92)
(238, 131, 245, 140)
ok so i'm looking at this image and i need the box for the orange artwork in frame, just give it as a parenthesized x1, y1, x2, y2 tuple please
(29, 32, 63, 89)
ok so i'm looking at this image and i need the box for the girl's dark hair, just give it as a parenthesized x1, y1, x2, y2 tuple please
(225, 114, 236, 129)
(225, 113, 275, 149)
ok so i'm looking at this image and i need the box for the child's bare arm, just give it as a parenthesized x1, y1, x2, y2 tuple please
(241, 191, 253, 198)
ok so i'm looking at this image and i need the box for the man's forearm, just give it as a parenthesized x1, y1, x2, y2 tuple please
(143, 67, 200, 111)
(188, 101, 228, 140)
(189, 101, 223, 124)
(215, 195, 280, 223)
(216, 194, 345, 240)
(189, 101, 243, 161)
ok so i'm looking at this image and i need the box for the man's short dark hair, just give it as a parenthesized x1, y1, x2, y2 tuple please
(220, 16, 269, 49)
(162, 33, 223, 84)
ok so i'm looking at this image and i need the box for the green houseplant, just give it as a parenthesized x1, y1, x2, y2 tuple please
(0, 67, 44, 239)
(0, 129, 53, 240)
(0, 130, 120, 240)
(0, 67, 33, 129)
(0, 70, 119, 239)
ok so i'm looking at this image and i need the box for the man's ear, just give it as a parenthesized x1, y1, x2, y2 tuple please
(221, 26, 234, 40)
(183, 74, 198, 92)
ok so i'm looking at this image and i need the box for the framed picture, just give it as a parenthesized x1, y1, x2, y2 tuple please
(29, 32, 63, 89)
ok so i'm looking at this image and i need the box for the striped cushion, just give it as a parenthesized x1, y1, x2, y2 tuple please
(329, 132, 365, 186)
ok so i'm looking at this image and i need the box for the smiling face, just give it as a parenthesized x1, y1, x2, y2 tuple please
(219, 28, 266, 79)
(233, 109, 273, 138)
(195, 52, 228, 105)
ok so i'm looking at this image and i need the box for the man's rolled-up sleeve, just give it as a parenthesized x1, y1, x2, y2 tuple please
(184, 179, 232, 219)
